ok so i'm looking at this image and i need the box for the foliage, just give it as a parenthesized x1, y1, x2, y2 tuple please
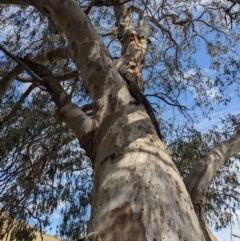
(168, 115, 240, 230)
(0, 85, 92, 240)
(0, 0, 240, 240)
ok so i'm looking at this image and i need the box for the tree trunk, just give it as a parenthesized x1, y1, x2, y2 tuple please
(84, 97, 206, 240)
(14, 1, 206, 240)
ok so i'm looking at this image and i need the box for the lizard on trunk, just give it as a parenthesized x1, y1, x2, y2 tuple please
(118, 69, 162, 140)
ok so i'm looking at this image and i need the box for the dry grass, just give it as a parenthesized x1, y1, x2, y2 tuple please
(1, 230, 60, 241)
(0, 213, 60, 241)
(34, 232, 60, 241)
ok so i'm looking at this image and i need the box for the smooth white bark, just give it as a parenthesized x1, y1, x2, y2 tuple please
(184, 130, 240, 241)
(87, 101, 206, 240)
(30, 2, 205, 240)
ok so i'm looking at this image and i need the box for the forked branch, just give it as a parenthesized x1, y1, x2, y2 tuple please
(184, 130, 240, 241)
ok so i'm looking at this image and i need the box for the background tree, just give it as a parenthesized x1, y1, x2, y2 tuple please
(0, 0, 240, 241)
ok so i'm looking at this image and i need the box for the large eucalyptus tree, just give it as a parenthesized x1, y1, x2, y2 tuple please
(1, 0, 240, 241)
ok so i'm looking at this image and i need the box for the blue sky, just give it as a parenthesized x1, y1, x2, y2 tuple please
(213, 209, 240, 241)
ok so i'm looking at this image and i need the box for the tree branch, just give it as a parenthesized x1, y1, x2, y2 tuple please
(56, 71, 79, 81)
(33, 46, 71, 63)
(184, 130, 240, 241)
(19, 58, 93, 139)
(184, 130, 240, 197)
(113, 0, 134, 45)
(231, 233, 240, 238)
(11, 70, 78, 84)
(0, 45, 43, 83)
(0, 46, 71, 99)
(90, 0, 132, 7)
(158, 13, 190, 26)
(113, 1, 152, 91)
(30, 0, 123, 128)
(0, 0, 32, 4)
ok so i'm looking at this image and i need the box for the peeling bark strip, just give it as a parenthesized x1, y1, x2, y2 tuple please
(114, 3, 152, 92)
(101, 202, 148, 240)
(79, 203, 148, 241)
(80, 130, 97, 162)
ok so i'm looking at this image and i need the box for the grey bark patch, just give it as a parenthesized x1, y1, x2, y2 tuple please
(80, 130, 96, 164)
(85, 232, 102, 241)
(101, 202, 148, 241)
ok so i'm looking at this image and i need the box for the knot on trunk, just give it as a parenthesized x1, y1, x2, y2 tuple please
(79, 232, 101, 241)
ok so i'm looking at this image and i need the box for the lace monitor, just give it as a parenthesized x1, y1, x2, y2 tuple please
(119, 70, 162, 140)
